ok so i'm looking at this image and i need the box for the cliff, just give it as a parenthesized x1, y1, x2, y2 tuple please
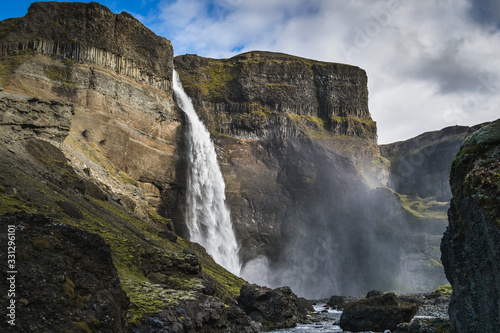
(381, 124, 487, 201)
(441, 119, 500, 332)
(174, 52, 376, 141)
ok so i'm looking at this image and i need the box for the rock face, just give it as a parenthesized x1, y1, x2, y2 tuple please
(174, 52, 376, 141)
(0, 92, 74, 141)
(0, 212, 130, 333)
(339, 293, 420, 332)
(441, 119, 500, 332)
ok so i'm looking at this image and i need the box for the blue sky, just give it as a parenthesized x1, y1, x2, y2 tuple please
(1, 0, 500, 144)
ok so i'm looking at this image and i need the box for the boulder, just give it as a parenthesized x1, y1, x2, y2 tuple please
(327, 295, 345, 309)
(237, 284, 302, 330)
(138, 295, 258, 333)
(441, 118, 500, 332)
(295, 297, 314, 315)
(339, 292, 420, 332)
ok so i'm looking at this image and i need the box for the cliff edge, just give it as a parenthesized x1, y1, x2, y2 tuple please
(441, 118, 500, 332)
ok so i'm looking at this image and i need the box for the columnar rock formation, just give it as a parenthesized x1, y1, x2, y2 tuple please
(441, 119, 500, 332)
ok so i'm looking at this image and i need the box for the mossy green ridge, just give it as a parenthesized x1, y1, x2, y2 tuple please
(397, 193, 448, 220)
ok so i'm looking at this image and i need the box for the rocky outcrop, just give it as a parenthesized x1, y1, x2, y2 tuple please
(0, 212, 130, 333)
(237, 284, 304, 331)
(0, 91, 74, 142)
(380, 124, 486, 201)
(339, 292, 420, 332)
(441, 118, 500, 332)
(0, 2, 173, 90)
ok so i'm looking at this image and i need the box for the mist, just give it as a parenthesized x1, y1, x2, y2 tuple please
(239, 137, 445, 299)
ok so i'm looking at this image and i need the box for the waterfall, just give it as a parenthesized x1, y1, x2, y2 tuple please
(172, 70, 241, 275)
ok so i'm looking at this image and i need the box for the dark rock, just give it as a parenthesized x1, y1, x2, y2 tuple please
(295, 297, 314, 315)
(158, 230, 178, 242)
(367, 289, 384, 298)
(182, 248, 197, 255)
(57, 200, 83, 219)
(441, 118, 500, 332)
(0, 212, 130, 332)
(138, 295, 258, 333)
(395, 317, 450, 333)
(327, 295, 345, 309)
(0, 2, 173, 89)
(380, 124, 487, 201)
(339, 292, 420, 332)
(237, 284, 302, 330)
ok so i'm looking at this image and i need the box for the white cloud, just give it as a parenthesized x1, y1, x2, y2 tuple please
(149, 0, 500, 143)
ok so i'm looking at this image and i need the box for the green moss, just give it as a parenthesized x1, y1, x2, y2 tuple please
(396, 193, 448, 220)
(206, 60, 238, 99)
(428, 258, 444, 269)
(434, 283, 452, 294)
(62, 276, 75, 298)
(287, 113, 331, 139)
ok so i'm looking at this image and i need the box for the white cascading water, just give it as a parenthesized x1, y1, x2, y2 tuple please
(172, 70, 241, 275)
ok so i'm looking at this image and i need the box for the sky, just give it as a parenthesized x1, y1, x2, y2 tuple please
(1, 1, 499, 144)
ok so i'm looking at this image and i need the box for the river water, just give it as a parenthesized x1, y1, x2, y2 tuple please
(265, 304, 343, 333)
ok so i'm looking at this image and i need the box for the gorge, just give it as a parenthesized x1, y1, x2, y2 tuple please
(0, 2, 498, 332)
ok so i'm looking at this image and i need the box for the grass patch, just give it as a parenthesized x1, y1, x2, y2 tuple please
(434, 283, 452, 294)
(397, 193, 448, 220)
(43, 60, 76, 89)
(0, 49, 34, 86)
